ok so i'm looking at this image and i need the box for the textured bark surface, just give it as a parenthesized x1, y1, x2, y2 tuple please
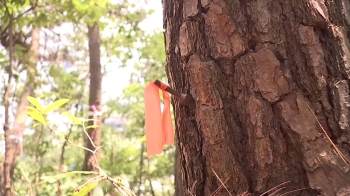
(175, 145, 185, 196)
(83, 22, 102, 172)
(163, 0, 350, 195)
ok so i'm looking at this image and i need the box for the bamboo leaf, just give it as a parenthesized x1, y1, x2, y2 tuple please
(44, 99, 70, 114)
(27, 96, 44, 112)
(62, 112, 83, 125)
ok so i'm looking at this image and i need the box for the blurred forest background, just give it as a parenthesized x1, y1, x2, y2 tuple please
(0, 0, 174, 195)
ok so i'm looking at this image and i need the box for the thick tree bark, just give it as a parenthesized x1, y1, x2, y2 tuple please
(83, 22, 102, 172)
(163, 0, 350, 195)
(175, 145, 185, 196)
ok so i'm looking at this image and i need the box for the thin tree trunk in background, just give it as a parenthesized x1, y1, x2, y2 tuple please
(137, 142, 144, 195)
(163, 0, 350, 195)
(34, 155, 40, 196)
(57, 125, 72, 196)
(1, 27, 39, 196)
(2, 13, 15, 196)
(57, 102, 83, 195)
(146, 159, 155, 196)
(147, 178, 155, 196)
(13, 28, 39, 156)
(1, 23, 39, 195)
(83, 22, 102, 172)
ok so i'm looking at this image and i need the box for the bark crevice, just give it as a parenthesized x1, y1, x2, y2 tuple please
(165, 0, 350, 195)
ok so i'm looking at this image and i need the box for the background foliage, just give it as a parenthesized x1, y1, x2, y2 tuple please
(0, 0, 174, 195)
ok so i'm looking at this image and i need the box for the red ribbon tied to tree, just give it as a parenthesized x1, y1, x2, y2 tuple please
(144, 80, 174, 157)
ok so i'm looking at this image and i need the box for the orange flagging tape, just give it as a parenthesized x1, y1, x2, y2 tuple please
(144, 80, 174, 157)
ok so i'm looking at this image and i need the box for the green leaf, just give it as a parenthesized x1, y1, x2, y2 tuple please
(36, 12, 50, 28)
(62, 112, 83, 125)
(33, 123, 41, 128)
(0, 16, 9, 31)
(21, 0, 30, 7)
(40, 171, 99, 184)
(26, 106, 40, 113)
(26, 110, 46, 125)
(27, 96, 44, 112)
(73, 175, 105, 196)
(49, 66, 59, 78)
(44, 99, 70, 114)
(139, 135, 146, 142)
(73, 181, 99, 196)
(86, 125, 98, 129)
(72, 0, 89, 12)
(95, 0, 107, 8)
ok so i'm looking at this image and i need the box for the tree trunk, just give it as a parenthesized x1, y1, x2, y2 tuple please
(163, 0, 350, 195)
(83, 22, 102, 172)
(2, 14, 15, 196)
(14, 28, 39, 157)
(175, 145, 185, 196)
(1, 22, 39, 196)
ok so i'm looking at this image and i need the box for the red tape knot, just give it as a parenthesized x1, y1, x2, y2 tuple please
(160, 82, 168, 91)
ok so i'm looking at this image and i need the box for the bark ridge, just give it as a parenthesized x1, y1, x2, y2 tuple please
(164, 0, 350, 195)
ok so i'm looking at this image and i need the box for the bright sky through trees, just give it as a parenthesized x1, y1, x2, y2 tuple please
(102, 0, 163, 101)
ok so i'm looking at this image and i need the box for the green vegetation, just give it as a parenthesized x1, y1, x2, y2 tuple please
(0, 0, 174, 195)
